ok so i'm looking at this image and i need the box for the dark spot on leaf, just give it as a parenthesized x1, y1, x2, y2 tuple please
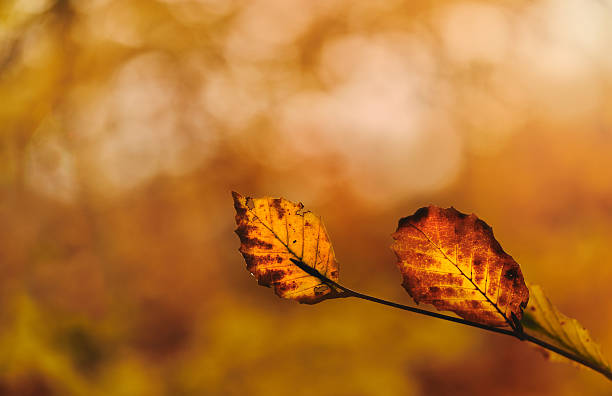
(475, 219, 493, 233)
(445, 207, 467, 221)
(454, 208, 468, 219)
(235, 223, 257, 237)
(504, 268, 519, 281)
(270, 270, 285, 281)
(234, 205, 247, 218)
(271, 198, 285, 219)
(489, 240, 506, 257)
(292, 240, 297, 243)
(232, 192, 248, 216)
(257, 269, 286, 287)
(242, 253, 282, 271)
(242, 253, 287, 273)
(242, 253, 257, 271)
(278, 281, 298, 292)
(399, 206, 429, 227)
(243, 238, 273, 250)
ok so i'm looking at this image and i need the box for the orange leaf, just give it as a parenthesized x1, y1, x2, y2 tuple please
(232, 192, 340, 304)
(391, 206, 529, 327)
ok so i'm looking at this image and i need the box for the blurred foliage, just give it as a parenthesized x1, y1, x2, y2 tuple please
(1, 0, 612, 394)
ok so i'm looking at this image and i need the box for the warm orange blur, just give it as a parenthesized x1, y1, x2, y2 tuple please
(2, 0, 612, 395)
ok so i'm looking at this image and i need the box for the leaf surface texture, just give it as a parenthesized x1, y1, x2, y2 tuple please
(391, 206, 529, 327)
(232, 192, 339, 304)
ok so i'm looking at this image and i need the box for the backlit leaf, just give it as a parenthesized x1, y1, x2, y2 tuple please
(232, 192, 340, 304)
(391, 206, 529, 327)
(521, 284, 611, 374)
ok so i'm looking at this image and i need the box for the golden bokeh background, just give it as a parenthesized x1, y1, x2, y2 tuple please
(2, 0, 612, 394)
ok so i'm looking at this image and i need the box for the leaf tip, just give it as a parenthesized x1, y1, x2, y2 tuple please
(232, 191, 248, 220)
(231, 191, 244, 206)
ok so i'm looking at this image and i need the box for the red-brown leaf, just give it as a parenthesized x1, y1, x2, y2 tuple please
(391, 206, 529, 327)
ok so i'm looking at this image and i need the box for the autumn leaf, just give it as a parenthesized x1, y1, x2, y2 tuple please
(232, 192, 341, 304)
(521, 284, 611, 374)
(391, 206, 529, 328)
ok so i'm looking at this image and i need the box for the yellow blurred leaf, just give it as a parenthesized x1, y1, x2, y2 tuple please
(0, 294, 100, 396)
(391, 206, 529, 328)
(521, 284, 611, 375)
(232, 192, 341, 304)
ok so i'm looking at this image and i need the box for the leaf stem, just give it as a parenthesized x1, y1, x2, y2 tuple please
(290, 258, 612, 381)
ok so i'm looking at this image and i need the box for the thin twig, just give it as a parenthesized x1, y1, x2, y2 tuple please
(291, 259, 514, 337)
(290, 258, 612, 381)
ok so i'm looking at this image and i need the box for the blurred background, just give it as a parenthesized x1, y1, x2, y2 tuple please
(1, 0, 612, 394)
